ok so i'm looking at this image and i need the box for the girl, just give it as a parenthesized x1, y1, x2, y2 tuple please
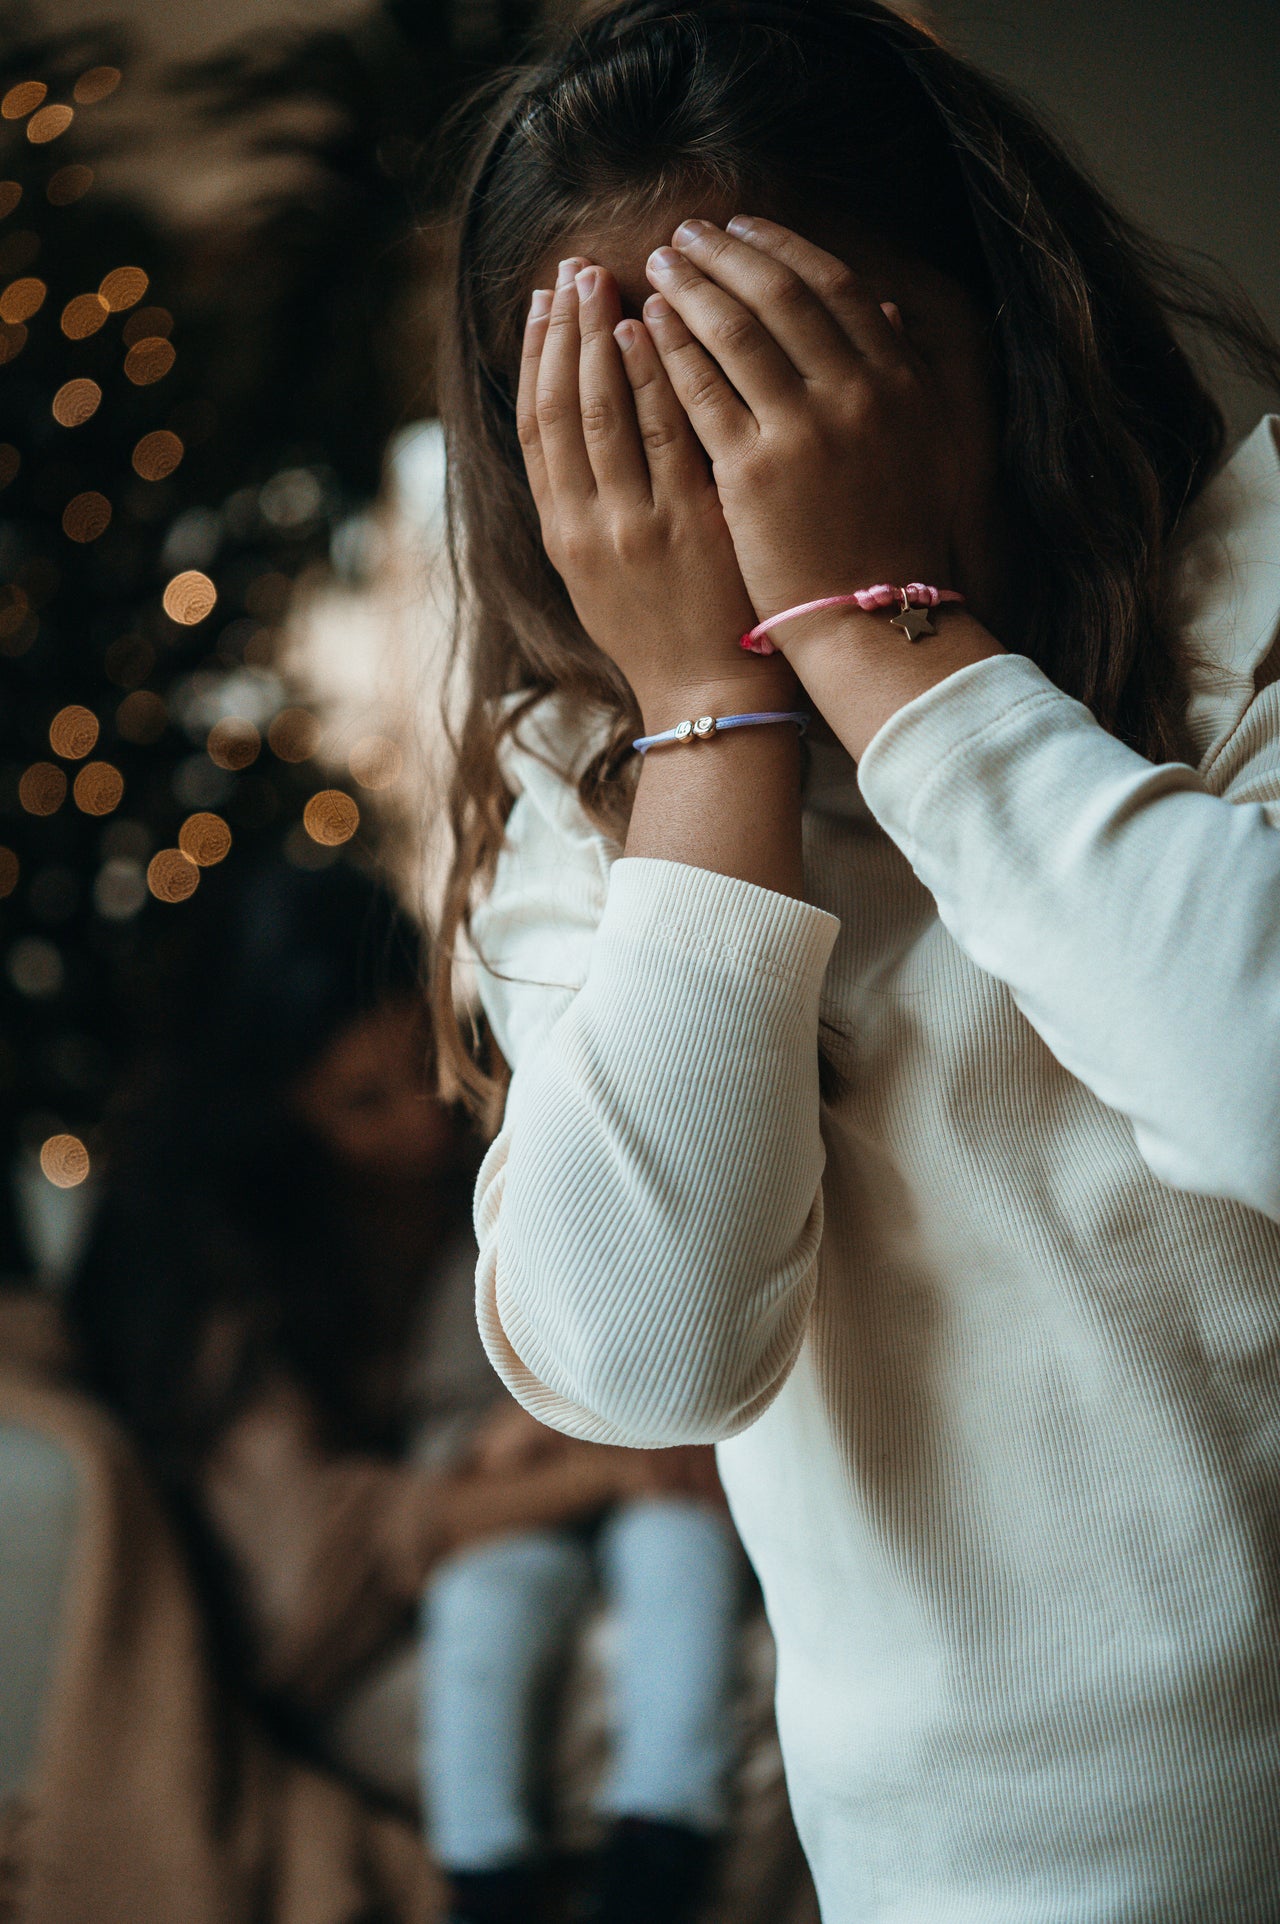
(433, 1, 1280, 1918)
(69, 857, 741, 1924)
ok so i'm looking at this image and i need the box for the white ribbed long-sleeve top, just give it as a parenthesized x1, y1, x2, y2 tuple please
(470, 415, 1280, 1921)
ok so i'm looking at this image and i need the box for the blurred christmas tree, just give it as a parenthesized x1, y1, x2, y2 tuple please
(0, 0, 542, 1272)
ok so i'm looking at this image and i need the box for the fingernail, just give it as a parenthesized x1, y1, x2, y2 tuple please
(574, 265, 599, 299)
(647, 246, 680, 275)
(880, 300, 904, 334)
(528, 288, 552, 320)
(672, 218, 708, 246)
(643, 292, 672, 321)
(613, 320, 638, 349)
(556, 257, 582, 288)
(726, 216, 756, 237)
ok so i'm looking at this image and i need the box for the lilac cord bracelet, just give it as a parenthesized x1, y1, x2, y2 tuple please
(740, 583, 966, 655)
(633, 709, 811, 755)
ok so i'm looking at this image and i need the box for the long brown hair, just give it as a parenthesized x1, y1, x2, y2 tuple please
(431, 0, 1280, 1117)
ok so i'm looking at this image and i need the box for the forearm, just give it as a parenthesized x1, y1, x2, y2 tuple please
(436, 1451, 623, 1552)
(625, 666, 806, 897)
(783, 603, 1006, 762)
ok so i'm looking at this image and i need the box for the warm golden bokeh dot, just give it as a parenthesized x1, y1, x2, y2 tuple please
(148, 849, 199, 903)
(27, 104, 74, 144)
(0, 182, 20, 218)
(0, 847, 18, 898)
(207, 717, 260, 771)
(0, 275, 44, 323)
(131, 429, 183, 481)
(178, 812, 232, 867)
(123, 336, 174, 385)
(162, 569, 217, 625)
(61, 291, 108, 338)
(62, 490, 112, 543)
(52, 377, 102, 427)
(73, 760, 124, 816)
(46, 165, 92, 206)
(349, 734, 404, 790)
(0, 443, 18, 488)
(122, 305, 172, 345)
(49, 704, 99, 759)
(115, 689, 166, 743)
(1, 82, 46, 119)
(303, 790, 360, 848)
(99, 265, 147, 311)
(73, 66, 121, 105)
(0, 322, 27, 363)
(267, 707, 320, 763)
(18, 762, 66, 816)
(40, 1133, 90, 1189)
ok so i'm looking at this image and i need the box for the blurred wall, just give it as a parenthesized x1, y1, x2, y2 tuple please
(934, 0, 1280, 433)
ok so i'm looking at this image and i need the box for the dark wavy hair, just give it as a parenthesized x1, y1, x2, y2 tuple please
(431, 0, 1280, 1116)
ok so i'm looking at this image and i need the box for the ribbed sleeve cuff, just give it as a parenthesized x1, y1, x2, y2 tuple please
(855, 653, 1074, 863)
(600, 856, 841, 987)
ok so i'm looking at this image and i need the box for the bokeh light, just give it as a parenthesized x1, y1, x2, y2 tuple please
(62, 491, 112, 542)
(178, 812, 232, 866)
(267, 707, 319, 763)
(206, 718, 260, 770)
(49, 704, 99, 759)
(73, 66, 121, 105)
(162, 569, 216, 624)
(122, 305, 172, 345)
(131, 429, 183, 480)
(123, 336, 174, 385)
(303, 790, 360, 847)
(46, 165, 92, 206)
(52, 377, 102, 427)
(99, 265, 147, 311)
(115, 689, 166, 743)
(0, 182, 20, 217)
(147, 848, 199, 902)
(1, 83, 46, 120)
(61, 291, 108, 338)
(40, 1133, 90, 1188)
(349, 734, 404, 790)
(18, 762, 66, 815)
(72, 761, 124, 816)
(0, 275, 44, 322)
(0, 443, 19, 488)
(27, 104, 74, 145)
(0, 322, 27, 364)
(0, 847, 18, 898)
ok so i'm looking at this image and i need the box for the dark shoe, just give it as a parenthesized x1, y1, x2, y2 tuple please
(445, 1859, 552, 1924)
(586, 1817, 718, 1924)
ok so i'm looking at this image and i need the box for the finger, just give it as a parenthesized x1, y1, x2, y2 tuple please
(667, 217, 858, 384)
(723, 214, 919, 368)
(515, 286, 554, 516)
(574, 264, 651, 504)
(645, 242, 800, 420)
(536, 257, 596, 500)
(639, 287, 756, 466)
(611, 309, 712, 503)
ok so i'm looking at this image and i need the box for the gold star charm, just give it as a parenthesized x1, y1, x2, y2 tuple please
(888, 597, 936, 642)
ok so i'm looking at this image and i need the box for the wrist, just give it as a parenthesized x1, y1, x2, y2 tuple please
(635, 665, 802, 738)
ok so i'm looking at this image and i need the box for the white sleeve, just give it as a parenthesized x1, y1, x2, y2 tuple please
(856, 650, 1280, 1222)
(470, 711, 840, 1447)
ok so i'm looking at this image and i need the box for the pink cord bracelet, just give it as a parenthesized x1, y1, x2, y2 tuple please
(740, 583, 965, 654)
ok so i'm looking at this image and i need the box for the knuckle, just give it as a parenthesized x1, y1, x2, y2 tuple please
(767, 268, 809, 312)
(535, 394, 569, 431)
(710, 308, 759, 356)
(821, 264, 860, 304)
(579, 395, 616, 441)
(685, 366, 727, 412)
(640, 416, 681, 455)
